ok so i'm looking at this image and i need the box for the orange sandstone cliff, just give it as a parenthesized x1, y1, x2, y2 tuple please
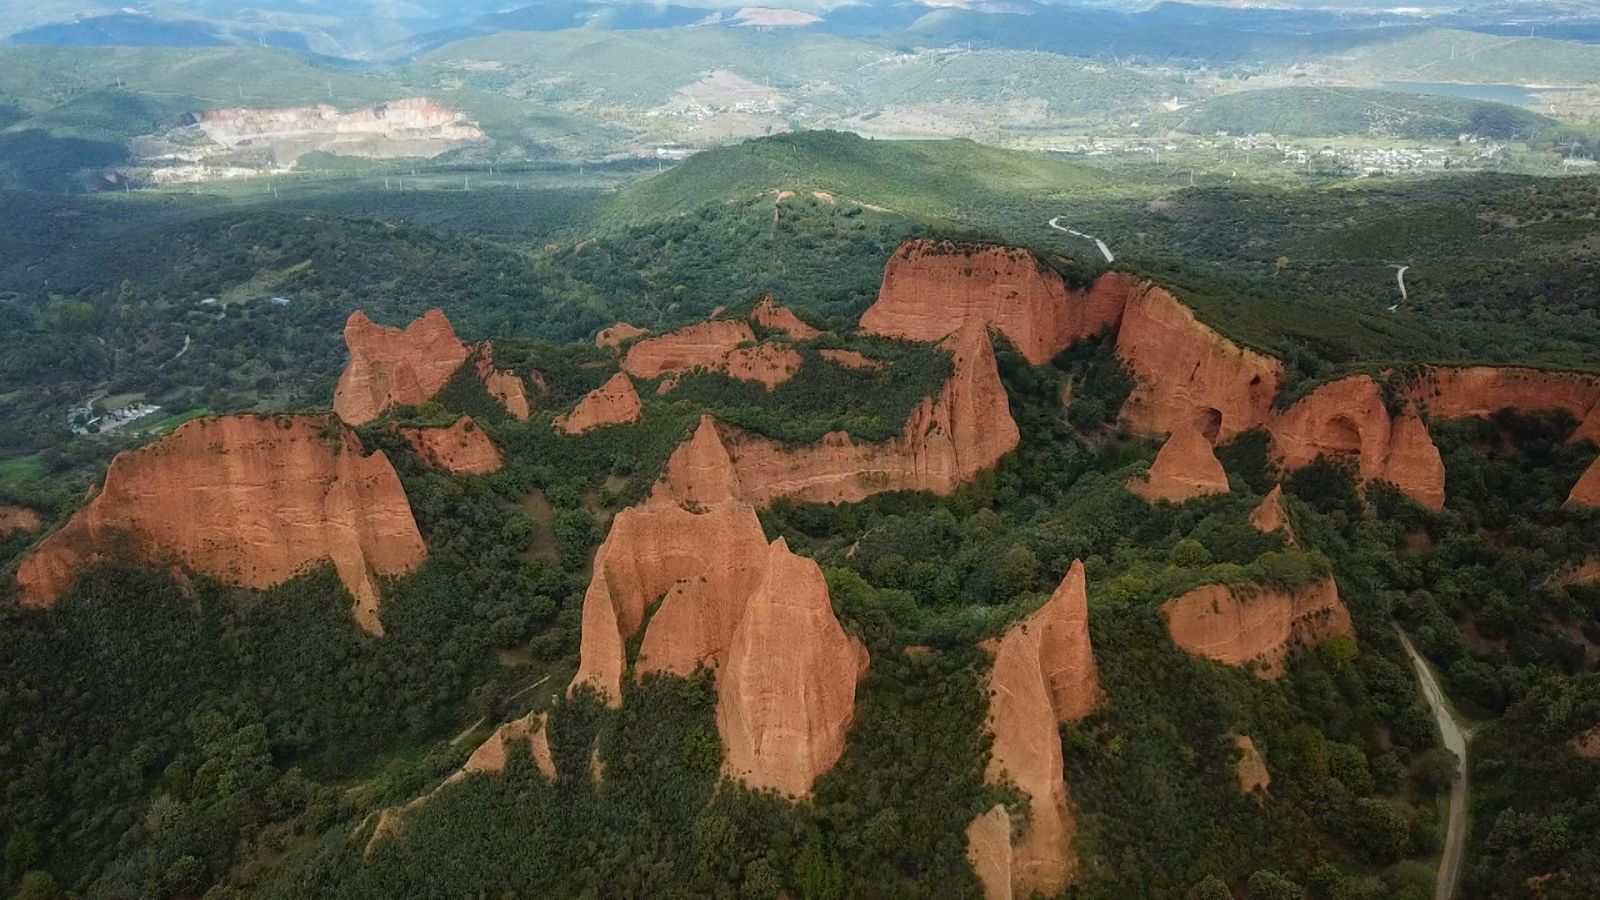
(1406, 366, 1600, 429)
(1567, 456, 1600, 509)
(716, 538, 869, 797)
(622, 320, 756, 379)
(820, 349, 886, 371)
(461, 712, 556, 780)
(554, 373, 642, 434)
(396, 416, 502, 475)
(751, 295, 820, 340)
(474, 349, 531, 421)
(967, 560, 1098, 899)
(1249, 486, 1295, 542)
(859, 240, 1127, 365)
(1114, 285, 1282, 443)
(596, 321, 649, 350)
(14, 416, 425, 634)
(334, 309, 470, 425)
(716, 321, 1019, 504)
(1266, 376, 1445, 510)
(1128, 424, 1230, 503)
(1162, 578, 1352, 678)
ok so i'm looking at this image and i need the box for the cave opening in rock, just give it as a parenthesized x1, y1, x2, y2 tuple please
(1193, 407, 1223, 442)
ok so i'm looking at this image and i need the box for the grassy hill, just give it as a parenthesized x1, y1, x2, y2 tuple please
(1168, 87, 1557, 140)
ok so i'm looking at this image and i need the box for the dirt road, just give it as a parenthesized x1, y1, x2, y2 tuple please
(1396, 626, 1470, 900)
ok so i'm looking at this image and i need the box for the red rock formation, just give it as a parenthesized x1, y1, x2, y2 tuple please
(554, 373, 642, 434)
(1406, 366, 1600, 429)
(396, 416, 502, 475)
(965, 805, 1014, 900)
(1115, 285, 1282, 443)
(1232, 733, 1270, 794)
(1567, 455, 1600, 509)
(462, 712, 556, 780)
(596, 321, 648, 350)
(820, 349, 886, 371)
(622, 320, 756, 379)
(474, 349, 531, 421)
(722, 342, 804, 390)
(1573, 724, 1600, 759)
(860, 240, 1127, 365)
(570, 488, 769, 702)
(751, 295, 820, 339)
(969, 560, 1098, 898)
(1249, 486, 1294, 542)
(1162, 577, 1352, 678)
(1266, 376, 1445, 510)
(14, 416, 425, 634)
(717, 538, 869, 797)
(334, 309, 470, 425)
(0, 505, 40, 534)
(716, 321, 1018, 505)
(1129, 424, 1230, 503)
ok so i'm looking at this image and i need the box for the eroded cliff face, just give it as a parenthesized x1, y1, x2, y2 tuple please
(596, 322, 648, 350)
(1567, 455, 1600, 509)
(334, 309, 470, 425)
(1406, 367, 1600, 428)
(751, 295, 820, 339)
(554, 373, 642, 434)
(14, 415, 425, 634)
(474, 349, 532, 421)
(1115, 286, 1282, 443)
(968, 560, 1098, 899)
(819, 349, 885, 371)
(722, 342, 804, 389)
(719, 321, 1019, 504)
(1266, 376, 1445, 510)
(717, 538, 869, 797)
(622, 320, 757, 379)
(1162, 578, 1352, 678)
(569, 425, 770, 702)
(396, 416, 502, 475)
(859, 240, 1127, 365)
(462, 712, 556, 780)
(1249, 486, 1294, 542)
(0, 505, 40, 534)
(1128, 424, 1229, 503)
(173, 98, 486, 169)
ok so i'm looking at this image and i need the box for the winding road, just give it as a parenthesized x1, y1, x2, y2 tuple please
(1047, 216, 1115, 263)
(1395, 626, 1471, 900)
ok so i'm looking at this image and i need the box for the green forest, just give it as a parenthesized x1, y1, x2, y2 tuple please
(2, 132, 1600, 898)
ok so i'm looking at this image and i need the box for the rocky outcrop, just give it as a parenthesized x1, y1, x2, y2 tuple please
(462, 712, 556, 780)
(717, 538, 869, 797)
(1267, 375, 1445, 510)
(474, 350, 531, 421)
(596, 321, 648, 350)
(14, 416, 425, 635)
(1406, 367, 1600, 429)
(715, 321, 1018, 505)
(722, 343, 804, 390)
(1249, 486, 1294, 542)
(178, 98, 486, 167)
(859, 240, 1127, 365)
(334, 309, 470, 425)
(1128, 424, 1229, 503)
(1566, 455, 1600, 509)
(1162, 577, 1352, 679)
(554, 373, 642, 434)
(965, 805, 1015, 900)
(622, 320, 756, 379)
(751, 295, 820, 339)
(1115, 285, 1282, 443)
(569, 441, 770, 702)
(396, 417, 502, 475)
(1232, 733, 1270, 794)
(968, 560, 1098, 899)
(0, 505, 40, 534)
(1572, 724, 1600, 759)
(820, 349, 886, 371)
